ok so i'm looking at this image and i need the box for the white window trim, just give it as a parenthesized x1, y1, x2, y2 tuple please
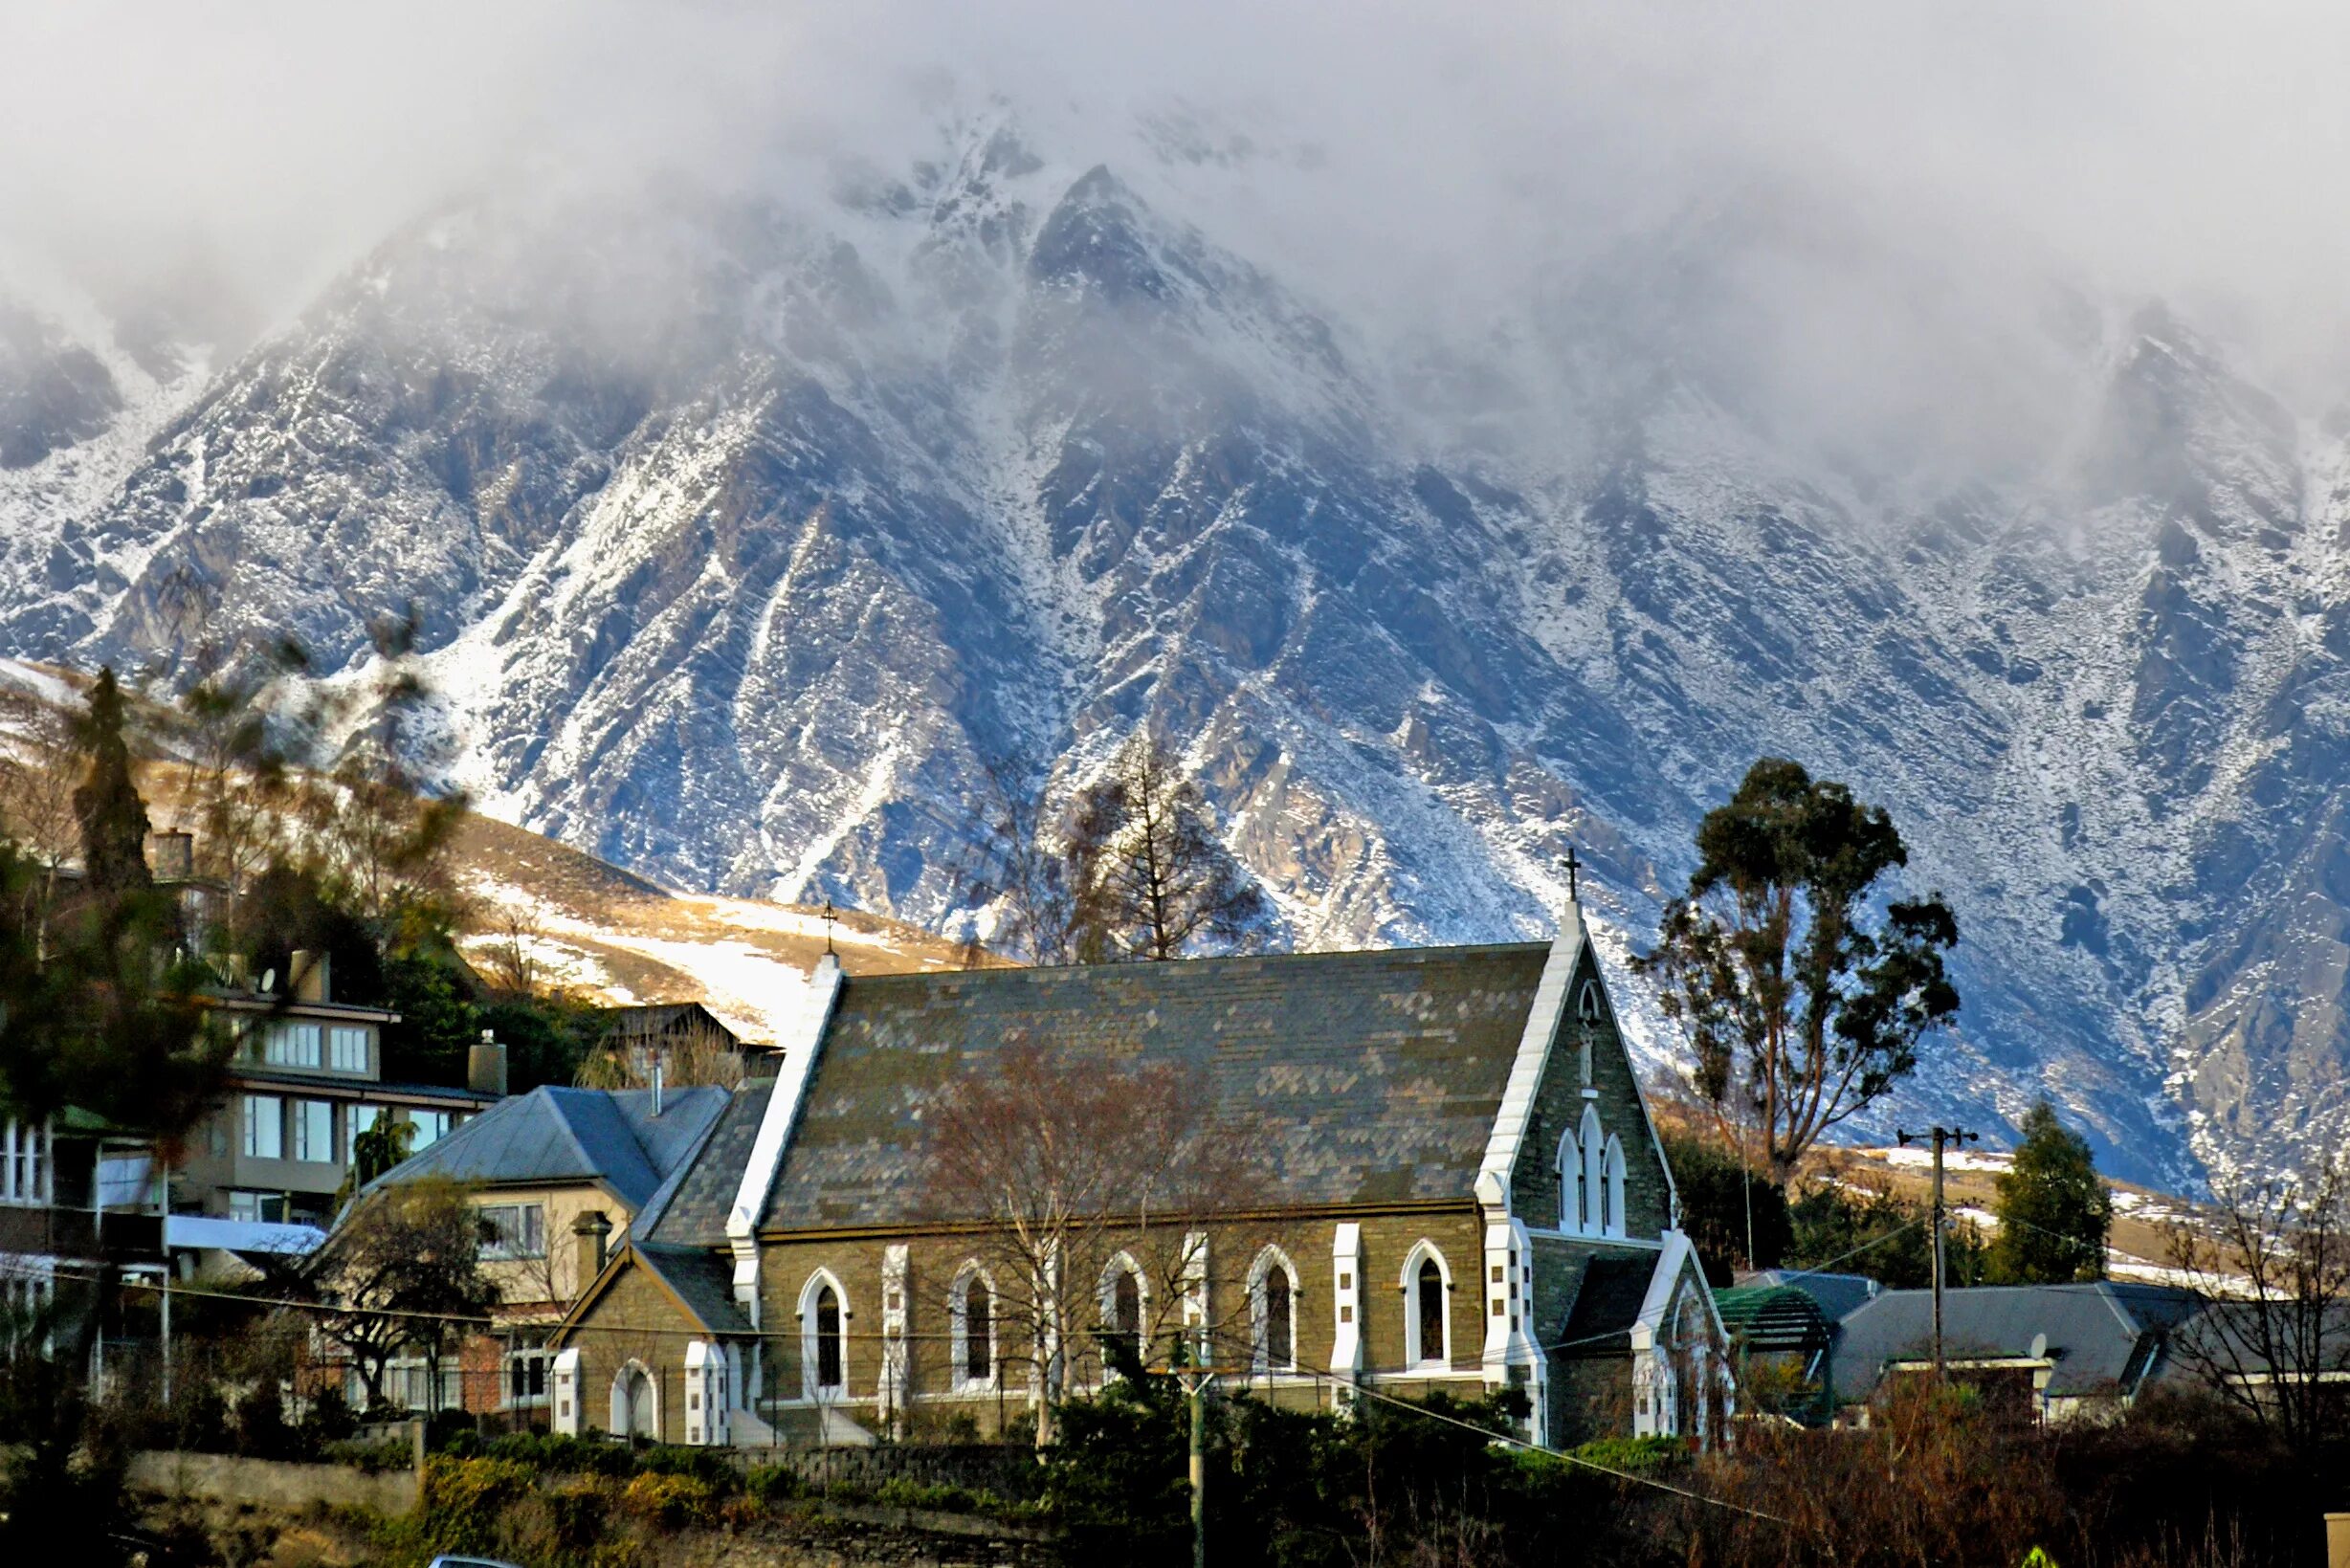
(798, 1269, 849, 1400)
(948, 1263, 998, 1393)
(1557, 1127, 1584, 1234)
(1603, 1135, 1628, 1239)
(1097, 1251, 1149, 1374)
(611, 1357, 659, 1437)
(1579, 1105, 1605, 1232)
(1247, 1246, 1300, 1374)
(1400, 1241, 1453, 1371)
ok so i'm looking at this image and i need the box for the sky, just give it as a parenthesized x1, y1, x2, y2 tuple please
(4, 2, 2349, 402)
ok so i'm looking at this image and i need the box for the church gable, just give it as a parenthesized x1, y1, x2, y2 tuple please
(756, 944, 1553, 1230)
(1470, 907, 1674, 1241)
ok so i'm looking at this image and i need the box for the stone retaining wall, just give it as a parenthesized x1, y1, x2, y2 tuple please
(127, 1449, 418, 1515)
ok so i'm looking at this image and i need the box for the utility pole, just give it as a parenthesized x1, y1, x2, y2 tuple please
(1176, 1354, 1215, 1568)
(1896, 1123, 1979, 1378)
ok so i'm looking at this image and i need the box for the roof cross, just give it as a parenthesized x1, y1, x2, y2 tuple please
(1559, 845, 1582, 905)
(822, 897, 837, 957)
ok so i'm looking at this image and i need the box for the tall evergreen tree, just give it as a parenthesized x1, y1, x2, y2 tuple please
(71, 667, 152, 894)
(1989, 1100, 2112, 1283)
(1634, 758, 1959, 1181)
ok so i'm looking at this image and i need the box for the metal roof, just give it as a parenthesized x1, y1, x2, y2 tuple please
(1715, 1286, 1832, 1353)
(1830, 1282, 2202, 1402)
(363, 1084, 730, 1209)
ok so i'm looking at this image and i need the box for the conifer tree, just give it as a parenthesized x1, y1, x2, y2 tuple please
(71, 666, 152, 894)
(1989, 1100, 2111, 1283)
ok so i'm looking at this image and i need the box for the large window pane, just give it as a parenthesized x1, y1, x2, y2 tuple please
(292, 1100, 334, 1163)
(265, 1023, 321, 1069)
(329, 1027, 369, 1073)
(241, 1095, 283, 1159)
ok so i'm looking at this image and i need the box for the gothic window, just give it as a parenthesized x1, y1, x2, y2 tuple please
(1100, 1255, 1145, 1370)
(1580, 1105, 1606, 1231)
(951, 1265, 995, 1388)
(1249, 1247, 1298, 1372)
(800, 1271, 848, 1396)
(1578, 981, 1604, 1023)
(815, 1287, 843, 1389)
(1417, 1259, 1445, 1364)
(1557, 1128, 1584, 1233)
(1403, 1242, 1452, 1368)
(1604, 1136, 1629, 1239)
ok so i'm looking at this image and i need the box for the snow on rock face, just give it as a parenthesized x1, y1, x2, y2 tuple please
(4, 126, 2349, 1191)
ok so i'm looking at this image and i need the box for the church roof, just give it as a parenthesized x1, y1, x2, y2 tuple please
(749, 943, 1555, 1232)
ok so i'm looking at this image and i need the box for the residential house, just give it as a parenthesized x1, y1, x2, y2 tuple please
(175, 952, 498, 1231)
(1828, 1282, 2203, 1424)
(545, 902, 1732, 1450)
(345, 1081, 731, 1421)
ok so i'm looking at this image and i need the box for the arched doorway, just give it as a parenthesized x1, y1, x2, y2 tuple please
(611, 1360, 657, 1439)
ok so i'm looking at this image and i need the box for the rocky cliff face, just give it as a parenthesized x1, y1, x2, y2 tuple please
(4, 122, 2346, 1189)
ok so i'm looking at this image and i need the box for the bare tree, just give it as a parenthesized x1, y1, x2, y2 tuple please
(2164, 1158, 2350, 1450)
(1067, 737, 1267, 961)
(920, 1045, 1264, 1444)
(0, 685, 82, 943)
(959, 756, 1086, 965)
(477, 905, 545, 998)
(302, 1177, 498, 1413)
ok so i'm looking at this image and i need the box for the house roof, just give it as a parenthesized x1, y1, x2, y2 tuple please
(600, 1002, 742, 1047)
(751, 944, 1555, 1231)
(364, 1084, 730, 1210)
(633, 1241, 753, 1335)
(1830, 1283, 2203, 1402)
(1741, 1270, 1882, 1324)
(1715, 1286, 1832, 1354)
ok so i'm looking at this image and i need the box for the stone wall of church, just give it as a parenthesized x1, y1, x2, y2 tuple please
(745, 1208, 1494, 1427)
(1506, 946, 1674, 1239)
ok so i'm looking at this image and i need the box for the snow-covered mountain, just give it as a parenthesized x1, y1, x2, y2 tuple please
(5, 118, 2347, 1190)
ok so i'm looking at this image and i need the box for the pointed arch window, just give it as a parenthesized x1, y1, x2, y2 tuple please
(1401, 1242, 1452, 1369)
(1580, 1105, 1606, 1232)
(1603, 1135, 1628, 1239)
(1099, 1254, 1145, 1371)
(1557, 1127, 1585, 1234)
(950, 1264, 996, 1389)
(1248, 1247, 1299, 1372)
(799, 1271, 848, 1397)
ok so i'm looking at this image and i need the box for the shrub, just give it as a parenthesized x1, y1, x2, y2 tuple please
(324, 1436, 415, 1473)
(631, 1443, 736, 1490)
(745, 1463, 808, 1503)
(420, 1455, 537, 1556)
(874, 1476, 980, 1513)
(620, 1470, 718, 1531)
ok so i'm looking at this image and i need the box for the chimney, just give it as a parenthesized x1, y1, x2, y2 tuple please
(144, 830, 194, 881)
(572, 1209, 612, 1286)
(291, 949, 332, 1004)
(468, 1030, 508, 1097)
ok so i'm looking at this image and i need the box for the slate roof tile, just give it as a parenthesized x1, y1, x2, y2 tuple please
(757, 944, 1549, 1232)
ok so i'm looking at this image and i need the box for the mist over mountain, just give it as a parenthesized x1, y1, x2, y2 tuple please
(6, 7, 2350, 1191)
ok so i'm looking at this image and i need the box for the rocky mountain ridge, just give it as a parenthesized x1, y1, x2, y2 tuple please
(3, 120, 2346, 1190)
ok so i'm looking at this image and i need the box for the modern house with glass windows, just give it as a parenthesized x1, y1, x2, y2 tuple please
(544, 900, 1732, 1450)
(172, 952, 498, 1231)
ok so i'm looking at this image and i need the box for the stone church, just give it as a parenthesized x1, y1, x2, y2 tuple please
(545, 901, 1730, 1449)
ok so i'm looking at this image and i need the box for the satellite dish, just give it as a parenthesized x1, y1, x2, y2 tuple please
(2029, 1333, 2049, 1360)
(258, 968, 277, 995)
